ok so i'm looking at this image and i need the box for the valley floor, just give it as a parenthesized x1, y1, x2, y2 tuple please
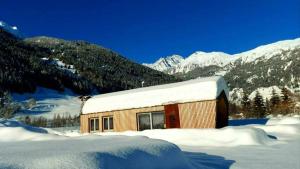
(0, 116, 299, 169)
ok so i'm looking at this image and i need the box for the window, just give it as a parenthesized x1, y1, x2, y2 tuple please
(137, 112, 165, 131)
(89, 118, 99, 132)
(103, 116, 114, 131)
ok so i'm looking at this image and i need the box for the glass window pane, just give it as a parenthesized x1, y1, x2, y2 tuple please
(152, 112, 165, 129)
(95, 119, 99, 130)
(138, 114, 151, 131)
(109, 117, 113, 130)
(90, 119, 94, 131)
(103, 118, 108, 130)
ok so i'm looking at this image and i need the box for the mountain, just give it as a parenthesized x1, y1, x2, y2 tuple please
(144, 38, 300, 103)
(0, 28, 178, 96)
(0, 29, 93, 95)
(0, 21, 21, 37)
(143, 55, 184, 73)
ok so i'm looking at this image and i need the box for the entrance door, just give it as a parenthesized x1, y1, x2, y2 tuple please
(164, 104, 180, 128)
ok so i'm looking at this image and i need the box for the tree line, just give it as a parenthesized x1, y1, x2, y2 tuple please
(19, 114, 80, 128)
(230, 87, 298, 118)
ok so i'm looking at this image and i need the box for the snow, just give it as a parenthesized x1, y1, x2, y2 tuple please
(82, 76, 229, 114)
(284, 60, 293, 70)
(175, 51, 232, 73)
(0, 20, 21, 37)
(97, 127, 276, 147)
(49, 58, 77, 74)
(234, 38, 300, 63)
(246, 75, 258, 84)
(143, 54, 184, 72)
(248, 86, 282, 101)
(229, 88, 244, 104)
(144, 38, 300, 74)
(0, 119, 193, 169)
(0, 119, 60, 141)
(1, 116, 300, 168)
(266, 117, 300, 125)
(12, 87, 81, 119)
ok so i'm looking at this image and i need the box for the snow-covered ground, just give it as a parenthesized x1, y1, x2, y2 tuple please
(0, 119, 192, 169)
(1, 116, 300, 169)
(12, 87, 81, 119)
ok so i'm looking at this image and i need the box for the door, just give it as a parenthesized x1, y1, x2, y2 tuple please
(216, 91, 229, 128)
(164, 104, 180, 128)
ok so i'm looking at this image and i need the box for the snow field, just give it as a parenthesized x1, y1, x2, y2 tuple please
(13, 87, 81, 119)
(97, 127, 276, 147)
(1, 116, 300, 169)
(0, 119, 194, 169)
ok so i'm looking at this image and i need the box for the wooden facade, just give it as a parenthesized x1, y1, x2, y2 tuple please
(80, 91, 228, 133)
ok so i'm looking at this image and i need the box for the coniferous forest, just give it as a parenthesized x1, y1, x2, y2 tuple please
(0, 28, 179, 96)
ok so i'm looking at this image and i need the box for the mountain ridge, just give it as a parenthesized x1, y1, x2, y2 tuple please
(144, 38, 300, 74)
(144, 38, 300, 103)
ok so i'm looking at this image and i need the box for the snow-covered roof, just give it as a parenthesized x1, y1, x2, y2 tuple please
(82, 76, 228, 114)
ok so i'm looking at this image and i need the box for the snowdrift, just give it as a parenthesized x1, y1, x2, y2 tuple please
(0, 119, 60, 141)
(0, 136, 194, 169)
(266, 116, 300, 125)
(98, 126, 276, 147)
(0, 119, 194, 169)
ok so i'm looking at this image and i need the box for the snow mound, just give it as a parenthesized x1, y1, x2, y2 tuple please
(0, 119, 60, 142)
(266, 117, 300, 125)
(253, 124, 300, 135)
(99, 127, 276, 147)
(0, 119, 195, 169)
(0, 136, 194, 169)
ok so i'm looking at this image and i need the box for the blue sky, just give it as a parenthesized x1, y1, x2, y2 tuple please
(1, 0, 300, 63)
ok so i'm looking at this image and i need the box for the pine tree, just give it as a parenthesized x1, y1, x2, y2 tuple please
(280, 87, 295, 114)
(265, 98, 271, 115)
(241, 92, 251, 117)
(270, 88, 281, 114)
(253, 91, 266, 118)
(270, 88, 281, 106)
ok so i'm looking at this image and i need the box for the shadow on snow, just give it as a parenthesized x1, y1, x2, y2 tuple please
(184, 151, 235, 169)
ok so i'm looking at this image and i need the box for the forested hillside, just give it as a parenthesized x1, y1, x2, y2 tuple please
(0, 29, 92, 95)
(0, 29, 178, 96)
(25, 36, 178, 93)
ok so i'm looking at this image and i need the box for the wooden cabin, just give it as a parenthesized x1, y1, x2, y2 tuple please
(80, 76, 229, 133)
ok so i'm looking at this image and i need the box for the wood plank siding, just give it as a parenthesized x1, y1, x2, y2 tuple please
(80, 100, 224, 133)
(178, 100, 217, 128)
(80, 106, 164, 133)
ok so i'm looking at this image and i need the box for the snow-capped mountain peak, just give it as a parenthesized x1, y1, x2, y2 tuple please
(144, 51, 233, 73)
(233, 38, 300, 63)
(144, 38, 300, 74)
(143, 54, 184, 72)
(178, 51, 232, 73)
